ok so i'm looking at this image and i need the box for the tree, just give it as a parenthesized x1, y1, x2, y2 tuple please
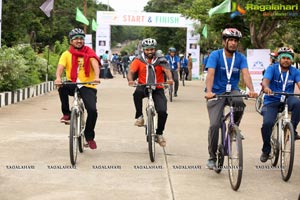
(179, 0, 300, 50)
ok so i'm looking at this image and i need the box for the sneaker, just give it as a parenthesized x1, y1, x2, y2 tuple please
(60, 115, 70, 124)
(134, 116, 144, 127)
(174, 93, 178, 97)
(87, 140, 97, 150)
(206, 159, 216, 170)
(260, 152, 269, 163)
(155, 135, 166, 147)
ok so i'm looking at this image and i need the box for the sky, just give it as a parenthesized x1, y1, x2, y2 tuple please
(98, 0, 150, 12)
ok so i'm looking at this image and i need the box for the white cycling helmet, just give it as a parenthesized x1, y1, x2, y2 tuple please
(141, 38, 157, 49)
(222, 28, 242, 40)
(277, 47, 294, 57)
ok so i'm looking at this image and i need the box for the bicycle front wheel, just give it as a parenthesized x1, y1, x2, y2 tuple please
(280, 122, 295, 181)
(255, 92, 264, 114)
(169, 85, 173, 102)
(69, 109, 79, 166)
(182, 71, 185, 86)
(228, 125, 243, 191)
(270, 123, 279, 166)
(78, 111, 85, 153)
(147, 109, 156, 162)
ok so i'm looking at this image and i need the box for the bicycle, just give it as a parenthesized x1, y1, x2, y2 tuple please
(268, 92, 299, 181)
(133, 82, 167, 162)
(211, 93, 249, 191)
(62, 82, 94, 166)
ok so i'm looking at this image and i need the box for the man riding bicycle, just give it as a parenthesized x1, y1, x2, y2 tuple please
(54, 28, 101, 150)
(165, 47, 180, 97)
(205, 27, 257, 169)
(127, 38, 173, 147)
(259, 47, 300, 162)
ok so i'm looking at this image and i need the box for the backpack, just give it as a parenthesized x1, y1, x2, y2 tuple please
(132, 55, 170, 81)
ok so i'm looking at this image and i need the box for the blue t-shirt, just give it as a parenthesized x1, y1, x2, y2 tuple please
(180, 57, 188, 68)
(165, 54, 180, 70)
(263, 63, 300, 105)
(206, 49, 248, 94)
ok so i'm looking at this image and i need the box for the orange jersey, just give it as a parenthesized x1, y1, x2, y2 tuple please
(130, 58, 166, 89)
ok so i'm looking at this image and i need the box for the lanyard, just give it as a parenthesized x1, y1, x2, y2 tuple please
(222, 49, 235, 83)
(278, 65, 289, 91)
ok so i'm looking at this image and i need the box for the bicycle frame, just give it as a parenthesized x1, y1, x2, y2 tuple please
(222, 104, 235, 157)
(72, 87, 85, 135)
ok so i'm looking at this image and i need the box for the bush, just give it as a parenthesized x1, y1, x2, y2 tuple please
(0, 45, 49, 92)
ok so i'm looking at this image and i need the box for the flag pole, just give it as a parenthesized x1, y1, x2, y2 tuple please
(84, 0, 87, 33)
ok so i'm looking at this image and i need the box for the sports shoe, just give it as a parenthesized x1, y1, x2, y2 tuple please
(206, 159, 216, 170)
(260, 152, 269, 163)
(155, 135, 166, 147)
(60, 115, 70, 124)
(87, 140, 97, 150)
(134, 116, 144, 127)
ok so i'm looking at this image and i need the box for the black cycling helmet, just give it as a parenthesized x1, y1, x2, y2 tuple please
(69, 28, 85, 40)
(141, 38, 157, 49)
(222, 28, 242, 40)
(169, 47, 176, 52)
(277, 47, 294, 57)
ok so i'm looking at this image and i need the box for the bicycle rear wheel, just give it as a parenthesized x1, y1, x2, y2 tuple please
(147, 109, 156, 162)
(69, 109, 79, 166)
(228, 125, 243, 191)
(215, 122, 225, 174)
(270, 123, 279, 166)
(280, 122, 295, 181)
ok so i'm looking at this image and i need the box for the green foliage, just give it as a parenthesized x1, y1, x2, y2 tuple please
(0, 45, 48, 92)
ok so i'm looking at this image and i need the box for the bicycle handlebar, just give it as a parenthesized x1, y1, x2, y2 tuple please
(272, 92, 300, 97)
(60, 81, 98, 85)
(132, 82, 169, 87)
(207, 93, 249, 101)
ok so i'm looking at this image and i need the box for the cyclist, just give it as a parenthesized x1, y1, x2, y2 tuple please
(165, 47, 180, 97)
(127, 38, 174, 147)
(187, 53, 193, 81)
(121, 52, 130, 78)
(179, 53, 189, 81)
(102, 50, 110, 79)
(54, 28, 101, 150)
(205, 27, 257, 169)
(260, 47, 300, 162)
(269, 52, 278, 66)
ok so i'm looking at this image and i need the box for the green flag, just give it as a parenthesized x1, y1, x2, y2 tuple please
(76, 7, 89, 25)
(92, 19, 98, 31)
(208, 0, 231, 17)
(202, 24, 208, 38)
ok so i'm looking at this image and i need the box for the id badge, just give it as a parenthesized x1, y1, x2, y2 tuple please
(226, 84, 232, 93)
(280, 95, 285, 102)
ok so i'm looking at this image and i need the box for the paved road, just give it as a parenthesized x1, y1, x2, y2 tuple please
(0, 75, 299, 200)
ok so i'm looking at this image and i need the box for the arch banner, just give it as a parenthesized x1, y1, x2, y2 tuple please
(96, 11, 201, 79)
